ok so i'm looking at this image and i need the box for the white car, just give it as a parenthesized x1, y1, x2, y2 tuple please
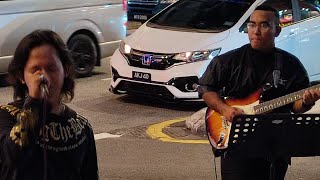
(110, 0, 320, 101)
(0, 0, 126, 77)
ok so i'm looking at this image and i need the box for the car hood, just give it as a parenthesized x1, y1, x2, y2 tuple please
(0, 0, 121, 15)
(126, 24, 230, 53)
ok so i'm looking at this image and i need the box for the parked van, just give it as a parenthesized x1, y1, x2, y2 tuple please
(110, 0, 320, 101)
(0, 0, 126, 77)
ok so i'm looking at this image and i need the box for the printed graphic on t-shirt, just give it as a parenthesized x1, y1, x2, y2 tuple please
(36, 114, 91, 152)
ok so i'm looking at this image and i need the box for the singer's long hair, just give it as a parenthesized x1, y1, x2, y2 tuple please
(8, 29, 75, 102)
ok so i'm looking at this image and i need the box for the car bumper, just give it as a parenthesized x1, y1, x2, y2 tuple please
(109, 49, 208, 101)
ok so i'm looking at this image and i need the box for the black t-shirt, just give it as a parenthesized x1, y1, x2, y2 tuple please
(0, 99, 98, 180)
(199, 44, 310, 113)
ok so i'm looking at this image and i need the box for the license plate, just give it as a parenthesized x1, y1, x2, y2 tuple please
(133, 14, 148, 20)
(132, 71, 151, 82)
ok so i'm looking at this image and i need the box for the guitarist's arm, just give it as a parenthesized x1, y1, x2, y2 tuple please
(292, 89, 320, 113)
(202, 91, 244, 122)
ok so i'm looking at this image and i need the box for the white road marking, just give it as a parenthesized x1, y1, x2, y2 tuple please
(94, 133, 122, 140)
(101, 78, 111, 81)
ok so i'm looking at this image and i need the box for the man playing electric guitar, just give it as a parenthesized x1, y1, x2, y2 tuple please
(198, 5, 320, 180)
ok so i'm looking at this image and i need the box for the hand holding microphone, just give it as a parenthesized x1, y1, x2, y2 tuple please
(39, 74, 49, 98)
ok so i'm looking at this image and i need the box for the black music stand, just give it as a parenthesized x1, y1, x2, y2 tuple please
(227, 114, 320, 180)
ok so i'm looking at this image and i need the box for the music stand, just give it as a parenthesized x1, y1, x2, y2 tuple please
(227, 114, 320, 180)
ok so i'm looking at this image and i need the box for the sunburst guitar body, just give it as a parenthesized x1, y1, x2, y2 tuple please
(205, 89, 262, 152)
(205, 84, 320, 155)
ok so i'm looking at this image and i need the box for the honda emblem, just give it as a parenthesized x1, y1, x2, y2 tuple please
(142, 54, 153, 66)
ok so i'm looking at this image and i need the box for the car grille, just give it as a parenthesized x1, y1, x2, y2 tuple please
(128, 0, 158, 6)
(116, 81, 175, 99)
(125, 49, 183, 70)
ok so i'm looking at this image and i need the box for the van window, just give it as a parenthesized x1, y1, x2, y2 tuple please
(298, 0, 320, 20)
(239, 0, 293, 32)
(147, 0, 253, 33)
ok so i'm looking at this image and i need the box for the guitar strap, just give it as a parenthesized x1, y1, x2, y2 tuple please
(273, 50, 282, 88)
(260, 50, 282, 102)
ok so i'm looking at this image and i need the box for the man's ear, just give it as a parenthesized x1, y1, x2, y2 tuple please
(275, 26, 281, 37)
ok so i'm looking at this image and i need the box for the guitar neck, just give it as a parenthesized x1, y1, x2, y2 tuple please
(254, 84, 320, 114)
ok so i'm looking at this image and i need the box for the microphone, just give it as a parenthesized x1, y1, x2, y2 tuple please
(39, 74, 49, 97)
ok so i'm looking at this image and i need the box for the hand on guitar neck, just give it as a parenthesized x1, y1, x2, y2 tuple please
(294, 88, 320, 112)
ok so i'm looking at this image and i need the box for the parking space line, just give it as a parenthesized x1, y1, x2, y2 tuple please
(94, 132, 122, 140)
(146, 117, 209, 144)
(101, 78, 111, 81)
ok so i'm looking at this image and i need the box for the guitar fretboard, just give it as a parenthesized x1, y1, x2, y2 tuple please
(253, 84, 320, 114)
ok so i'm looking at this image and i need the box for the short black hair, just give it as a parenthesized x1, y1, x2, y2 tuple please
(255, 4, 280, 24)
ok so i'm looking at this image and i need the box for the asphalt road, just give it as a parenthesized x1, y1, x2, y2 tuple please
(1, 57, 320, 180)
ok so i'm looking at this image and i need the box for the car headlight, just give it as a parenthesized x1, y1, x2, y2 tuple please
(173, 48, 221, 63)
(119, 41, 131, 55)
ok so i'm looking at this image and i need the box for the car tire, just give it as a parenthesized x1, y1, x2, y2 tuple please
(0, 74, 9, 87)
(67, 34, 98, 77)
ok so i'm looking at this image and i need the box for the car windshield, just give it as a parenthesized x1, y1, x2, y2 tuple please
(147, 0, 253, 32)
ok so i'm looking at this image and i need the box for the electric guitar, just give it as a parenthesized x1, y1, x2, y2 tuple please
(206, 84, 320, 153)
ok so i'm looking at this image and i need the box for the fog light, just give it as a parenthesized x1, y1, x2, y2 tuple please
(167, 76, 199, 92)
(185, 83, 199, 92)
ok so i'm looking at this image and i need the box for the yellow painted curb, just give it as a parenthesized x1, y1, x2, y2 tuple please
(146, 117, 209, 144)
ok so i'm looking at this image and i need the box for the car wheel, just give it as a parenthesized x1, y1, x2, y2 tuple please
(0, 74, 9, 87)
(67, 34, 98, 77)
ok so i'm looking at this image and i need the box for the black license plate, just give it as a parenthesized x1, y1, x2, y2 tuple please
(132, 71, 151, 82)
(133, 14, 148, 21)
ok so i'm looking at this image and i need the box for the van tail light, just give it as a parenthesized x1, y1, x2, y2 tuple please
(122, 0, 127, 11)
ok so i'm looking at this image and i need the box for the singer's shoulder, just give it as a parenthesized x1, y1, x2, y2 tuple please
(76, 113, 93, 129)
(65, 105, 93, 130)
(0, 100, 23, 117)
